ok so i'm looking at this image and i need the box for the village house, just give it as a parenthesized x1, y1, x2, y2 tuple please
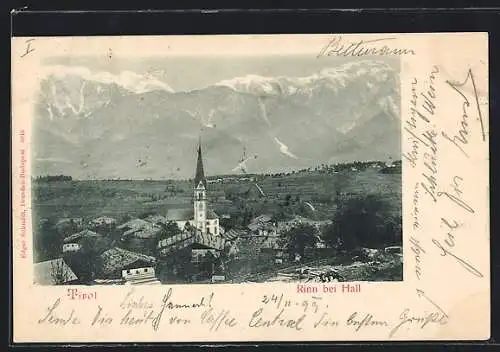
(207, 178, 224, 184)
(56, 217, 84, 227)
(247, 214, 278, 237)
(221, 227, 247, 241)
(99, 247, 158, 282)
(34, 258, 79, 285)
(63, 229, 100, 243)
(117, 218, 154, 231)
(157, 231, 196, 255)
(89, 216, 117, 228)
(277, 215, 332, 233)
(156, 224, 231, 268)
(144, 214, 168, 226)
(62, 229, 101, 253)
(122, 267, 161, 285)
(165, 208, 220, 235)
(62, 243, 81, 253)
(118, 218, 162, 239)
(55, 217, 85, 233)
(385, 157, 395, 168)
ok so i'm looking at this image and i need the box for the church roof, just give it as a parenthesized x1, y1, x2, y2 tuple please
(194, 143, 207, 189)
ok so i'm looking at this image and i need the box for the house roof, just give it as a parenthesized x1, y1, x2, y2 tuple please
(145, 214, 168, 224)
(247, 214, 274, 231)
(56, 218, 83, 227)
(100, 247, 156, 275)
(117, 218, 152, 230)
(194, 232, 225, 250)
(133, 227, 162, 239)
(122, 228, 140, 237)
(158, 231, 195, 249)
(222, 228, 247, 241)
(63, 229, 100, 243)
(254, 214, 273, 223)
(91, 216, 116, 223)
(34, 258, 78, 285)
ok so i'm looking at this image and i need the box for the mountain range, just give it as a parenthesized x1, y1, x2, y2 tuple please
(33, 60, 401, 180)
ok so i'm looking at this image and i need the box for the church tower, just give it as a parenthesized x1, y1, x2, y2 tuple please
(193, 142, 207, 234)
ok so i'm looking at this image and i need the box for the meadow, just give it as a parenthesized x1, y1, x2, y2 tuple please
(31, 166, 402, 226)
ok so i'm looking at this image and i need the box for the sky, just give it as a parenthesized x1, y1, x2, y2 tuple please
(43, 55, 399, 92)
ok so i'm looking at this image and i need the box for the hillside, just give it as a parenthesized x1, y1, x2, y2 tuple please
(32, 167, 401, 225)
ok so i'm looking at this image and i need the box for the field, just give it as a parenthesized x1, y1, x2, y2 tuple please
(32, 167, 402, 226)
(31, 165, 403, 282)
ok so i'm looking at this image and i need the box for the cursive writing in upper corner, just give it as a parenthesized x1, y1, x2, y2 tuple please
(317, 35, 416, 58)
(442, 69, 486, 153)
(20, 39, 35, 58)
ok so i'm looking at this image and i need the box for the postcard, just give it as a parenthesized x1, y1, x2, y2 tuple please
(11, 33, 489, 342)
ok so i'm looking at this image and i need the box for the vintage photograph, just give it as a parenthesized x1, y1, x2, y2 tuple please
(12, 32, 490, 343)
(31, 54, 403, 286)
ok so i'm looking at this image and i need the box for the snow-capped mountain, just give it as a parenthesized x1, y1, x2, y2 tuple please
(33, 60, 401, 179)
(36, 66, 174, 120)
(216, 60, 395, 99)
(214, 60, 400, 132)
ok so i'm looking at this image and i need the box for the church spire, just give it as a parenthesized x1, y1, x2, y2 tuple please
(194, 140, 207, 189)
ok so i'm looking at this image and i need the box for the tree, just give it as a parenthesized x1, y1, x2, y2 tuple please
(323, 194, 400, 250)
(157, 247, 194, 283)
(64, 237, 101, 283)
(157, 221, 182, 241)
(50, 260, 72, 285)
(282, 223, 317, 260)
(34, 218, 60, 261)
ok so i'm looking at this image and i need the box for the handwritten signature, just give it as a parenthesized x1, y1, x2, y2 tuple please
(317, 36, 415, 58)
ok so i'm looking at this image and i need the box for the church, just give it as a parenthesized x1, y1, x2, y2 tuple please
(166, 142, 221, 236)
